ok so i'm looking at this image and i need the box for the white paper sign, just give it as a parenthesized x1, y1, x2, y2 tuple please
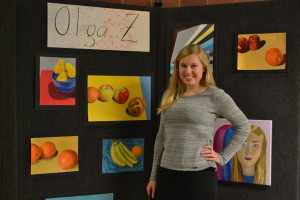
(48, 3, 150, 52)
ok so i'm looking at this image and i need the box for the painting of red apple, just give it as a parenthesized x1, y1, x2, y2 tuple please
(248, 35, 260, 51)
(237, 32, 286, 70)
(87, 75, 151, 122)
(126, 97, 146, 117)
(113, 87, 129, 104)
(237, 37, 248, 53)
(99, 84, 114, 102)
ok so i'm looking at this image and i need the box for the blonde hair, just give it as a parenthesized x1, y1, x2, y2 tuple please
(231, 125, 267, 185)
(157, 44, 216, 114)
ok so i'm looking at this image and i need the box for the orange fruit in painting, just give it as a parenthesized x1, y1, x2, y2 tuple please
(31, 143, 41, 163)
(265, 48, 284, 66)
(40, 142, 57, 159)
(88, 87, 100, 103)
(131, 145, 143, 158)
(58, 150, 78, 169)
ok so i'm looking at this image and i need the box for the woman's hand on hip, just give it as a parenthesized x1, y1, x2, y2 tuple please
(201, 145, 220, 164)
(146, 180, 157, 198)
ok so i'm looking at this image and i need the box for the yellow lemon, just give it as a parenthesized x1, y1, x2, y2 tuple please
(65, 63, 76, 78)
(56, 71, 68, 82)
(54, 58, 66, 74)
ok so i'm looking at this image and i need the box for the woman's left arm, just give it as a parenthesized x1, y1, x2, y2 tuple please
(213, 89, 251, 166)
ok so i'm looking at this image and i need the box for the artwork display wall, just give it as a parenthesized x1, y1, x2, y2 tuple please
(6, 0, 298, 200)
(213, 118, 272, 186)
(26, 2, 153, 199)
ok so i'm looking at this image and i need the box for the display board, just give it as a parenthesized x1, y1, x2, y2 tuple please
(1, 1, 300, 200)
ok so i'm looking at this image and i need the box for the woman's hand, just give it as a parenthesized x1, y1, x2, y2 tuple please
(146, 180, 157, 198)
(201, 145, 220, 164)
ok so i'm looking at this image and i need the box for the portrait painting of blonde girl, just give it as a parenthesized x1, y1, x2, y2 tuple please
(213, 118, 272, 186)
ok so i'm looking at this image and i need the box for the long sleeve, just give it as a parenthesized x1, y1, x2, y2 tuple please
(214, 89, 251, 166)
(149, 113, 165, 181)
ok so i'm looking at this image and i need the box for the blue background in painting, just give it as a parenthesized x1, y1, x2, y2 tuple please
(46, 193, 113, 200)
(102, 138, 144, 173)
(139, 76, 151, 120)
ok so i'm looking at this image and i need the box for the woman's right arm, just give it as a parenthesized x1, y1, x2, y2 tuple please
(147, 113, 165, 197)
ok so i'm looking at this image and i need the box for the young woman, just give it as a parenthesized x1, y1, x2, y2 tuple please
(231, 125, 267, 185)
(146, 44, 251, 200)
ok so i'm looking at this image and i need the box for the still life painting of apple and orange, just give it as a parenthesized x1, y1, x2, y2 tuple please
(87, 75, 151, 122)
(237, 32, 286, 70)
(31, 136, 78, 175)
(38, 56, 77, 106)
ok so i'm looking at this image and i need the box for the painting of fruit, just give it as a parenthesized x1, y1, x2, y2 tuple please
(113, 87, 129, 104)
(87, 75, 151, 122)
(30, 136, 78, 175)
(31, 144, 42, 163)
(237, 37, 248, 53)
(131, 145, 143, 158)
(237, 32, 286, 70)
(38, 55, 77, 106)
(265, 48, 284, 66)
(99, 84, 114, 102)
(87, 87, 100, 103)
(248, 35, 261, 51)
(58, 150, 78, 169)
(40, 142, 57, 159)
(102, 138, 144, 173)
(126, 97, 146, 117)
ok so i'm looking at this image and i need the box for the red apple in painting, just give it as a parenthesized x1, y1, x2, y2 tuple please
(126, 97, 146, 117)
(98, 84, 114, 102)
(113, 87, 129, 104)
(248, 35, 260, 50)
(238, 37, 248, 53)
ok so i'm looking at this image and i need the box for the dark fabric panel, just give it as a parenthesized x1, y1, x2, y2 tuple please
(159, 2, 300, 200)
(0, 0, 17, 199)
(15, 0, 158, 199)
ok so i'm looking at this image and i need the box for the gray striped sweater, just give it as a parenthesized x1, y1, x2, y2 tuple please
(150, 86, 250, 181)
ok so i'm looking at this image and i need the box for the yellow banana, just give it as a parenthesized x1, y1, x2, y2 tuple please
(117, 141, 138, 164)
(110, 141, 126, 167)
(114, 141, 134, 168)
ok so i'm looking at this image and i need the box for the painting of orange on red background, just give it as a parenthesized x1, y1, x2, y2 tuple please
(237, 32, 286, 71)
(30, 136, 78, 175)
(36, 54, 77, 108)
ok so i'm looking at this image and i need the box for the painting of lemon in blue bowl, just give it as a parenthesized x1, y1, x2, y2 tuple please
(38, 56, 77, 106)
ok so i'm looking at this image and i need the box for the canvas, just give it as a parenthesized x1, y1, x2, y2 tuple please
(87, 75, 151, 122)
(102, 138, 144, 174)
(237, 32, 287, 71)
(213, 118, 272, 186)
(31, 136, 79, 175)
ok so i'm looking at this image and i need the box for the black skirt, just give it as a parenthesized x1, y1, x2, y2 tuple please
(156, 167, 218, 200)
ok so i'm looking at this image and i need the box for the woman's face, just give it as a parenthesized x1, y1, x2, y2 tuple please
(237, 132, 263, 167)
(178, 54, 205, 88)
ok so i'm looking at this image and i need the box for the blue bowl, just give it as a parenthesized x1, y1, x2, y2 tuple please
(52, 72, 76, 93)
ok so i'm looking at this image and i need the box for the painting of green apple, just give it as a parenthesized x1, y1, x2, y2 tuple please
(87, 75, 151, 122)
